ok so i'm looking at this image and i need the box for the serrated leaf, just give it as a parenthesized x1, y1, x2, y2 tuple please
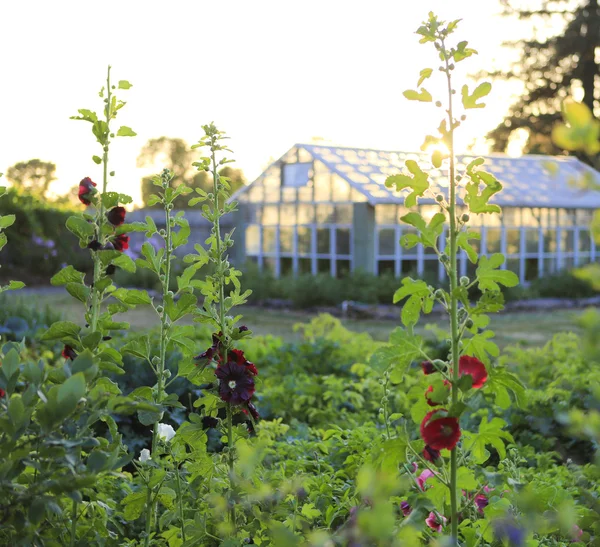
(476, 254, 519, 292)
(51, 266, 85, 287)
(417, 68, 433, 87)
(386, 160, 430, 208)
(118, 80, 133, 89)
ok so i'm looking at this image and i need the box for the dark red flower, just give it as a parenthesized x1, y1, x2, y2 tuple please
(229, 348, 258, 376)
(194, 332, 222, 364)
(423, 445, 441, 463)
(239, 325, 249, 333)
(78, 177, 97, 205)
(106, 206, 126, 226)
(400, 501, 411, 517)
(458, 356, 488, 389)
(421, 410, 461, 451)
(87, 240, 102, 251)
(62, 345, 77, 360)
(246, 401, 260, 420)
(215, 359, 256, 405)
(106, 264, 116, 275)
(112, 234, 130, 252)
(421, 361, 436, 375)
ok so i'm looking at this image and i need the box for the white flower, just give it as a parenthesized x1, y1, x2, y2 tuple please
(139, 448, 151, 463)
(157, 423, 176, 442)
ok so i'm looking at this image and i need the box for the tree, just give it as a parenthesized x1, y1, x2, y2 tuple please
(137, 137, 246, 208)
(487, 0, 600, 156)
(6, 159, 56, 198)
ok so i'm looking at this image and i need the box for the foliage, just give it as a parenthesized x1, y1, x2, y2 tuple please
(6, 158, 57, 199)
(487, 0, 600, 157)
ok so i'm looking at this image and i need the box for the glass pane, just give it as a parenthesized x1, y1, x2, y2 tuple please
(378, 260, 395, 275)
(317, 228, 330, 254)
(376, 205, 397, 224)
(544, 257, 557, 274)
(502, 208, 520, 226)
(401, 259, 418, 276)
(316, 204, 334, 224)
(244, 205, 261, 223)
(331, 174, 351, 201)
(505, 229, 520, 255)
(280, 204, 296, 226)
(486, 229, 501, 254)
(336, 228, 351, 255)
(525, 258, 539, 281)
(579, 230, 591, 252)
(544, 229, 557, 252)
(297, 205, 314, 224)
(318, 259, 331, 274)
(297, 227, 312, 254)
(298, 258, 312, 274)
(525, 229, 538, 253)
(262, 227, 277, 253)
(264, 186, 280, 202)
(561, 230, 575, 253)
(246, 225, 260, 255)
(335, 204, 353, 224)
(314, 172, 331, 201)
(506, 258, 519, 275)
(263, 257, 277, 273)
(423, 260, 438, 281)
(379, 229, 396, 255)
(280, 227, 293, 253)
(281, 257, 293, 275)
(263, 205, 279, 225)
(248, 183, 264, 202)
(281, 187, 297, 202)
(298, 185, 313, 202)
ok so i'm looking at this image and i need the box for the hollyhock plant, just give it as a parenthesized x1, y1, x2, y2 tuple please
(229, 348, 258, 376)
(78, 177, 97, 205)
(474, 494, 488, 514)
(421, 410, 461, 451)
(112, 234, 130, 252)
(194, 332, 223, 364)
(458, 355, 488, 388)
(426, 512, 447, 533)
(425, 380, 450, 406)
(417, 469, 435, 491)
(157, 423, 176, 442)
(106, 206, 126, 226)
(139, 448, 151, 463)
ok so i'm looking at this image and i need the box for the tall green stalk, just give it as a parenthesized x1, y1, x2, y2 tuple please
(144, 169, 175, 547)
(442, 40, 460, 542)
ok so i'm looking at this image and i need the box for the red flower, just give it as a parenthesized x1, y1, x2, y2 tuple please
(474, 494, 488, 514)
(194, 332, 223, 364)
(106, 206, 126, 226)
(417, 469, 435, 491)
(423, 445, 441, 462)
(421, 410, 461, 451)
(400, 501, 411, 516)
(62, 345, 77, 360)
(112, 234, 130, 252)
(458, 356, 488, 389)
(78, 177, 97, 205)
(0, 388, 4, 398)
(421, 361, 436, 375)
(246, 401, 260, 420)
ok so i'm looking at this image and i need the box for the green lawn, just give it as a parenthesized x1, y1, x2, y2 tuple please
(6, 290, 586, 349)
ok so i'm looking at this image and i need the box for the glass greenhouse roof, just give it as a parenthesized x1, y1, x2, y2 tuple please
(286, 144, 600, 209)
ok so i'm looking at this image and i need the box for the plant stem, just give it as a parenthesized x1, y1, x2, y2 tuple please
(442, 40, 460, 543)
(174, 459, 187, 544)
(69, 499, 77, 547)
(210, 143, 236, 528)
(144, 172, 173, 547)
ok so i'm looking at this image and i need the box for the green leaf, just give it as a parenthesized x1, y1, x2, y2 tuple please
(112, 253, 136, 273)
(457, 231, 480, 263)
(121, 335, 151, 362)
(116, 126, 137, 137)
(40, 321, 81, 341)
(118, 80, 133, 89)
(476, 254, 519, 292)
(393, 277, 430, 304)
(66, 216, 94, 240)
(164, 293, 197, 323)
(462, 416, 514, 464)
(92, 155, 102, 165)
(461, 82, 491, 109)
(66, 282, 90, 303)
(122, 490, 147, 521)
(383, 328, 424, 382)
(417, 68, 433, 87)
(457, 467, 478, 490)
(111, 288, 152, 307)
(57, 373, 86, 415)
(51, 266, 85, 286)
(385, 160, 429, 207)
(4, 280, 25, 291)
(403, 88, 433, 102)
(0, 214, 15, 229)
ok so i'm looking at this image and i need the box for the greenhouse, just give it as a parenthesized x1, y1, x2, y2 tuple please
(233, 144, 600, 284)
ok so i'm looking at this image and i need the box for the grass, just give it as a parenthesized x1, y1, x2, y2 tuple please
(5, 289, 586, 348)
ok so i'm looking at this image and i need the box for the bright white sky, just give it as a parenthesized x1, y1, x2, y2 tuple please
(0, 0, 535, 204)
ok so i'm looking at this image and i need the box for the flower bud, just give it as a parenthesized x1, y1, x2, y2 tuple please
(156, 305, 164, 314)
(440, 254, 449, 263)
(461, 213, 470, 223)
(152, 356, 160, 366)
(159, 229, 167, 237)
(460, 276, 470, 287)
(465, 319, 474, 329)
(435, 194, 444, 202)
